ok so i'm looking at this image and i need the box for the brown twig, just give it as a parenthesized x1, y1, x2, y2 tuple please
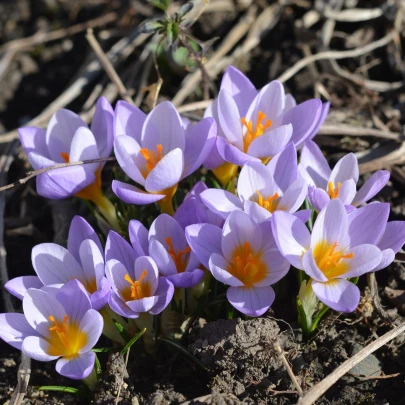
(318, 123, 401, 139)
(297, 322, 405, 405)
(86, 28, 134, 104)
(0, 157, 116, 193)
(367, 273, 395, 323)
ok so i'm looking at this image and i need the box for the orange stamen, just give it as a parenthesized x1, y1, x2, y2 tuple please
(140, 144, 164, 177)
(60, 152, 69, 163)
(256, 190, 280, 213)
(165, 237, 191, 273)
(327, 181, 341, 199)
(241, 111, 272, 152)
(124, 270, 150, 300)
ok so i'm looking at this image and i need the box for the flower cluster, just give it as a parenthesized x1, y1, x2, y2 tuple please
(1, 65, 404, 383)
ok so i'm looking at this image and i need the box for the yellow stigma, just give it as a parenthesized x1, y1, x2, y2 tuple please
(140, 144, 164, 177)
(227, 242, 267, 288)
(241, 111, 272, 152)
(256, 190, 280, 213)
(47, 314, 87, 357)
(313, 240, 354, 279)
(327, 181, 341, 199)
(165, 237, 191, 273)
(123, 270, 151, 300)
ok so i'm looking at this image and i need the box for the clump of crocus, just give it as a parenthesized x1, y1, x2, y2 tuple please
(272, 199, 390, 312)
(18, 98, 119, 230)
(0, 279, 103, 380)
(186, 210, 289, 316)
(113, 100, 216, 215)
(5, 216, 110, 310)
(299, 140, 389, 211)
(129, 214, 204, 288)
(204, 65, 329, 185)
(200, 143, 309, 223)
(106, 254, 174, 319)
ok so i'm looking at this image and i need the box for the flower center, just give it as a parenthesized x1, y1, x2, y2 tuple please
(140, 144, 163, 177)
(327, 181, 341, 199)
(256, 190, 280, 213)
(241, 111, 272, 152)
(165, 237, 191, 273)
(47, 314, 87, 357)
(123, 270, 151, 300)
(313, 241, 354, 279)
(227, 242, 267, 287)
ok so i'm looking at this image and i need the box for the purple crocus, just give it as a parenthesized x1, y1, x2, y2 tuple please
(299, 140, 390, 211)
(200, 143, 309, 223)
(129, 214, 204, 288)
(204, 65, 329, 185)
(112, 100, 216, 214)
(5, 216, 110, 310)
(272, 199, 390, 312)
(185, 210, 289, 316)
(105, 255, 174, 319)
(0, 279, 103, 380)
(174, 181, 224, 229)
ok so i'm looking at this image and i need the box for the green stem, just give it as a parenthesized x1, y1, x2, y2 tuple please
(82, 365, 98, 391)
(94, 194, 120, 232)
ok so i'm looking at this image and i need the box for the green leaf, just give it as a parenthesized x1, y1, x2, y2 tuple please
(95, 355, 102, 379)
(92, 347, 117, 353)
(310, 305, 330, 333)
(113, 320, 131, 343)
(159, 338, 207, 371)
(120, 328, 147, 356)
(140, 20, 164, 34)
(148, 0, 171, 12)
(33, 386, 87, 397)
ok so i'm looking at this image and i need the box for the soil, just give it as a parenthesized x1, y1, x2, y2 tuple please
(1, 0, 405, 404)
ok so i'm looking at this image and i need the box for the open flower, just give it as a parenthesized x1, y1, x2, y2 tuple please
(5, 216, 109, 310)
(272, 199, 389, 312)
(105, 255, 174, 319)
(299, 140, 390, 211)
(185, 211, 289, 316)
(0, 279, 103, 379)
(112, 100, 216, 214)
(204, 65, 328, 185)
(200, 143, 309, 223)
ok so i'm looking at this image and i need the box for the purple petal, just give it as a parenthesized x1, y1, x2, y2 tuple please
(78, 309, 103, 353)
(373, 249, 395, 271)
(347, 202, 389, 247)
(308, 186, 330, 211)
(293, 209, 311, 223)
(200, 189, 242, 219)
(338, 179, 356, 205)
(22, 336, 59, 361)
(108, 292, 137, 318)
(46, 109, 87, 162)
(227, 285, 275, 317)
(5, 276, 43, 301)
(149, 213, 186, 249)
(149, 277, 174, 315)
(216, 136, 260, 166)
(183, 117, 217, 177)
(0, 313, 37, 350)
(134, 256, 159, 294)
(126, 296, 159, 313)
(56, 279, 91, 323)
(112, 180, 165, 205)
(114, 100, 146, 142)
(69, 127, 99, 172)
(129, 220, 149, 256)
(300, 140, 330, 189)
(68, 216, 102, 263)
(308, 101, 330, 140)
(282, 99, 322, 147)
(19, 127, 48, 163)
(91, 277, 110, 311)
(271, 211, 310, 270)
(105, 231, 138, 275)
(27, 152, 55, 172)
(36, 165, 96, 199)
(247, 124, 293, 159)
(378, 221, 405, 253)
(203, 139, 225, 170)
(340, 244, 382, 278)
(166, 269, 204, 288)
(79, 239, 105, 287)
(284, 94, 296, 111)
(302, 250, 328, 282)
(145, 148, 184, 192)
(329, 153, 359, 185)
(91, 96, 114, 159)
(243, 201, 271, 222)
(185, 223, 222, 268)
(267, 142, 298, 192)
(312, 279, 360, 312)
(254, 250, 289, 286)
(209, 253, 244, 287)
(56, 350, 95, 380)
(352, 170, 390, 206)
(278, 178, 308, 213)
(105, 259, 133, 300)
(149, 239, 177, 276)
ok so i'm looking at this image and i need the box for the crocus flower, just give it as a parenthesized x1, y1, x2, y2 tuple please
(105, 255, 174, 319)
(5, 216, 110, 310)
(299, 140, 390, 211)
(204, 65, 328, 185)
(185, 210, 289, 316)
(174, 181, 223, 229)
(200, 143, 309, 223)
(19, 98, 118, 229)
(129, 214, 204, 288)
(112, 100, 216, 214)
(0, 279, 103, 379)
(272, 199, 389, 312)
